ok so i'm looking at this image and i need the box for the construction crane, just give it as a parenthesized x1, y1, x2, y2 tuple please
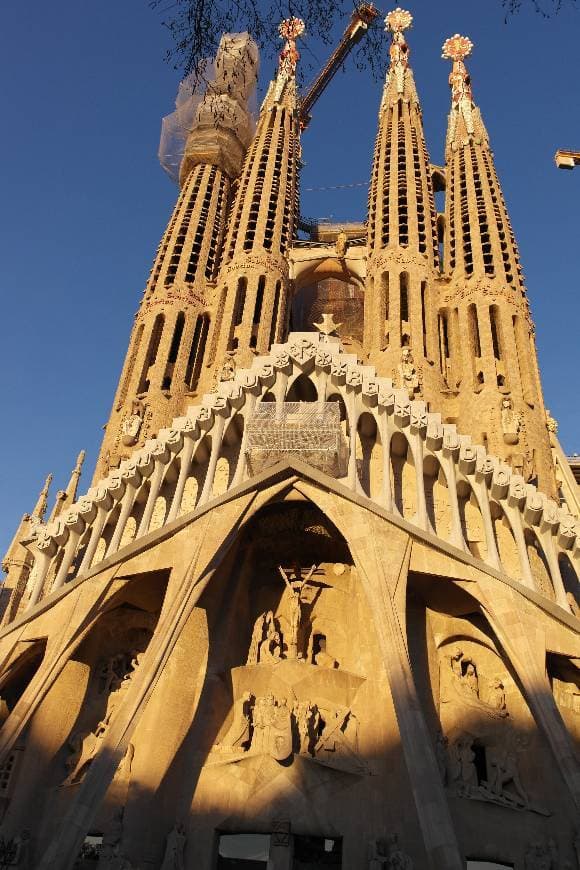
(299, 3, 380, 130)
(555, 149, 580, 170)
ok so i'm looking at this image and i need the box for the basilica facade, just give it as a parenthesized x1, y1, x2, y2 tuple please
(0, 10, 579, 870)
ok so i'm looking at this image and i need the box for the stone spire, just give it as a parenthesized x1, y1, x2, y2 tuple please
(49, 449, 86, 521)
(31, 473, 53, 522)
(94, 35, 259, 481)
(440, 36, 556, 495)
(1, 472, 53, 625)
(208, 19, 304, 369)
(365, 8, 442, 400)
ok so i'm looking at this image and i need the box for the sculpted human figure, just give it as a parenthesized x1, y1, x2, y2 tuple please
(278, 564, 316, 659)
(313, 636, 338, 669)
(368, 838, 388, 869)
(121, 400, 144, 446)
(464, 663, 479, 697)
(450, 648, 463, 678)
(259, 622, 282, 664)
(385, 833, 413, 869)
(294, 701, 319, 755)
(489, 677, 508, 715)
(488, 745, 528, 806)
(63, 714, 110, 785)
(160, 823, 186, 870)
(397, 348, 419, 397)
(221, 692, 252, 752)
(247, 611, 268, 665)
(501, 395, 520, 445)
(457, 737, 478, 790)
(524, 840, 556, 870)
(335, 229, 348, 259)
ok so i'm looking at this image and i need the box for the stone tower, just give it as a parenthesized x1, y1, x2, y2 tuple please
(0, 13, 579, 870)
(365, 8, 442, 402)
(208, 17, 303, 371)
(95, 34, 259, 481)
(439, 34, 555, 495)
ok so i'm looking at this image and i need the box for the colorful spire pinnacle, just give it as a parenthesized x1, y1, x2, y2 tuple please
(278, 17, 305, 79)
(385, 8, 413, 95)
(442, 34, 475, 138)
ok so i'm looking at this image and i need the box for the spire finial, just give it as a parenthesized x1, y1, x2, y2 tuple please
(385, 8, 413, 95)
(278, 17, 305, 79)
(442, 34, 476, 139)
(32, 473, 53, 522)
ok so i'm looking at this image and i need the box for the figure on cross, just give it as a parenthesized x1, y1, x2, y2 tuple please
(278, 563, 317, 658)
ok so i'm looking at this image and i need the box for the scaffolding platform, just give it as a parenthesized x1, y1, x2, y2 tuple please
(246, 402, 344, 475)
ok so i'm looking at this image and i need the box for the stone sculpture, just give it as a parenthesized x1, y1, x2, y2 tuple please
(220, 691, 252, 752)
(160, 824, 186, 870)
(120, 400, 144, 447)
(501, 396, 520, 445)
(278, 563, 317, 658)
(293, 701, 320, 755)
(487, 743, 528, 806)
(368, 834, 413, 869)
(313, 636, 338, 669)
(397, 348, 420, 398)
(524, 839, 558, 870)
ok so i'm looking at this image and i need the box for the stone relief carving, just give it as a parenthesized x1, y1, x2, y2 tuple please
(278, 563, 317, 659)
(212, 691, 364, 771)
(120, 400, 145, 447)
(446, 648, 509, 719)
(63, 649, 144, 786)
(442, 729, 548, 815)
(211, 355, 236, 392)
(313, 636, 338, 669)
(438, 638, 550, 816)
(160, 824, 186, 870)
(395, 349, 421, 399)
(369, 834, 413, 869)
(501, 396, 520, 445)
(0, 830, 31, 868)
(524, 839, 558, 870)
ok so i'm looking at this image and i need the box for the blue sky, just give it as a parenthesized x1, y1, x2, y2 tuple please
(0, 0, 579, 556)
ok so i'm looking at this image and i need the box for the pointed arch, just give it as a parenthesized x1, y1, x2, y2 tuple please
(391, 432, 417, 521)
(490, 503, 520, 579)
(424, 454, 451, 541)
(558, 552, 579, 612)
(457, 480, 487, 561)
(286, 372, 317, 403)
(356, 412, 381, 499)
(524, 529, 555, 601)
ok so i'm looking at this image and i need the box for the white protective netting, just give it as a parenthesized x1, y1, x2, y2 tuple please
(246, 402, 345, 475)
(159, 33, 259, 183)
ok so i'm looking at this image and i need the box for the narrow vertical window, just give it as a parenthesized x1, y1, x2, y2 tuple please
(489, 305, 502, 361)
(162, 312, 185, 390)
(250, 276, 265, 349)
(186, 314, 210, 391)
(382, 272, 390, 347)
(118, 323, 143, 407)
(421, 281, 428, 357)
(269, 280, 281, 347)
(400, 272, 409, 345)
(513, 314, 536, 406)
(228, 277, 247, 351)
(468, 304, 482, 358)
(138, 313, 164, 394)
